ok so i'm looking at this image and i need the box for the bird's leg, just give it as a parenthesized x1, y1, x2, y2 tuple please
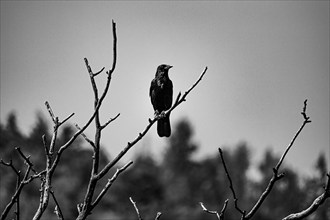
(160, 111, 166, 118)
(154, 110, 160, 117)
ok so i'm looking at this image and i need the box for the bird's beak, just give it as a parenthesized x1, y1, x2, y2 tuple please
(167, 65, 173, 70)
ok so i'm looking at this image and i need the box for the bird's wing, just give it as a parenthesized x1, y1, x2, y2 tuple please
(150, 78, 157, 107)
(164, 79, 173, 109)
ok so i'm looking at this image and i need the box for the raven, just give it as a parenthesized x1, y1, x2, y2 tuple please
(150, 64, 173, 137)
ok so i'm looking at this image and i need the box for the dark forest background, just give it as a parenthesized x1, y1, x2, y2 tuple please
(0, 112, 329, 220)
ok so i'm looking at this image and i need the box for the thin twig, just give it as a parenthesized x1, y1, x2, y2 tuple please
(54, 96, 104, 164)
(45, 101, 72, 129)
(50, 190, 64, 220)
(199, 199, 228, 220)
(165, 67, 207, 115)
(219, 200, 229, 220)
(0, 159, 20, 175)
(84, 57, 99, 105)
(15, 147, 37, 174)
(23, 171, 46, 184)
(200, 202, 220, 220)
(275, 99, 311, 171)
(130, 197, 143, 220)
(94, 67, 105, 76)
(58, 112, 75, 127)
(87, 65, 106, 77)
(218, 148, 245, 215)
(282, 173, 330, 220)
(91, 161, 133, 208)
(100, 113, 120, 130)
(75, 124, 95, 148)
(108, 19, 117, 75)
(45, 101, 56, 124)
(155, 212, 162, 220)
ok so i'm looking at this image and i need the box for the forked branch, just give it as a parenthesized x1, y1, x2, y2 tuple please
(208, 100, 314, 220)
(218, 148, 245, 215)
(129, 197, 162, 220)
(1, 148, 44, 220)
(200, 200, 228, 220)
(91, 161, 133, 209)
(245, 99, 312, 219)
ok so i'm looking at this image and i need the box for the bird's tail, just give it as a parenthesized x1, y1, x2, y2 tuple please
(157, 114, 171, 137)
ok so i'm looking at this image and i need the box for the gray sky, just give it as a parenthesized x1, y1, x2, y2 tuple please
(1, 1, 329, 176)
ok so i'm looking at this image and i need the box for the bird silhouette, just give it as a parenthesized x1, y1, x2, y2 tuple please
(150, 64, 173, 137)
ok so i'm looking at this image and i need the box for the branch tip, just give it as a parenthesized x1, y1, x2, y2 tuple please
(218, 147, 244, 215)
(130, 197, 143, 220)
(155, 212, 162, 220)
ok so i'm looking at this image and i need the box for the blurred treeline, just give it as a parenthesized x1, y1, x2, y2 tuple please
(0, 112, 329, 220)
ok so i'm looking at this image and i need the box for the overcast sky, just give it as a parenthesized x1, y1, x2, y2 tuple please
(1, 1, 329, 177)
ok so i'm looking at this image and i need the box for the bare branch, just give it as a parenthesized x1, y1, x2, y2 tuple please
(215, 100, 312, 220)
(45, 101, 74, 127)
(16, 147, 37, 174)
(36, 180, 45, 216)
(200, 202, 221, 220)
(108, 19, 117, 75)
(219, 200, 229, 220)
(55, 96, 104, 158)
(75, 124, 95, 148)
(56, 53, 117, 158)
(282, 173, 330, 220)
(301, 99, 311, 123)
(34, 102, 63, 219)
(0, 159, 20, 175)
(275, 99, 311, 171)
(100, 113, 120, 130)
(45, 101, 56, 124)
(130, 197, 143, 220)
(94, 67, 106, 76)
(130, 197, 162, 220)
(0, 170, 31, 220)
(218, 148, 245, 215)
(91, 161, 133, 209)
(76, 20, 118, 220)
(58, 112, 75, 127)
(84, 58, 99, 103)
(0, 154, 35, 220)
(0, 159, 21, 220)
(244, 100, 312, 219)
(82, 55, 105, 77)
(50, 190, 64, 220)
(165, 67, 207, 115)
(49, 121, 59, 156)
(155, 212, 162, 220)
(130, 197, 163, 220)
(200, 200, 229, 220)
(42, 135, 49, 157)
(15, 174, 20, 220)
(23, 170, 46, 184)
